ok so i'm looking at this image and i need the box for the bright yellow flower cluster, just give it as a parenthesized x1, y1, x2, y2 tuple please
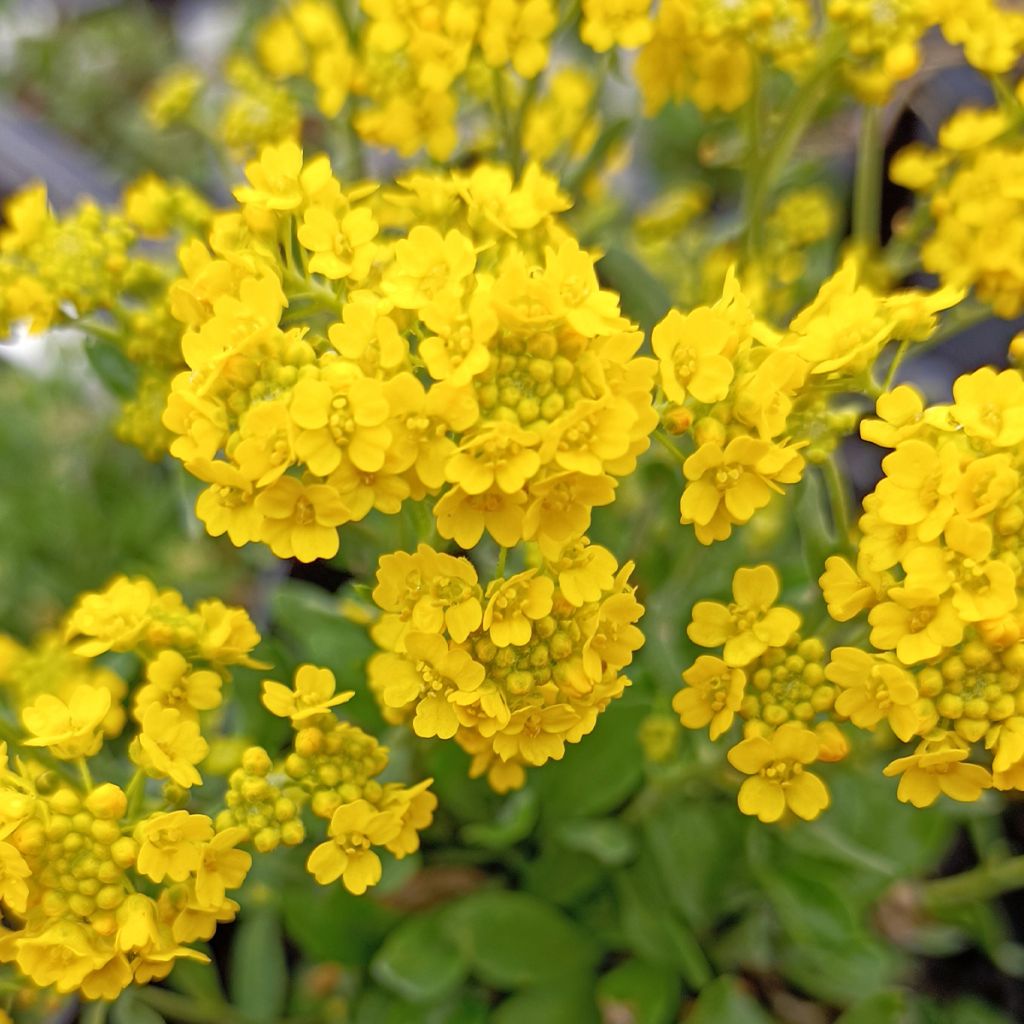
(820, 360, 1024, 807)
(653, 261, 958, 544)
(368, 542, 644, 792)
(891, 100, 1024, 319)
(0, 177, 213, 458)
(673, 565, 844, 822)
(166, 140, 654, 563)
(215, 664, 437, 895)
(0, 578, 263, 998)
(0, 577, 434, 998)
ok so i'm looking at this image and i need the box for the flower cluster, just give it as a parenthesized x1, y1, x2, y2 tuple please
(367, 542, 644, 791)
(216, 664, 436, 895)
(0, 578, 262, 998)
(891, 100, 1024, 319)
(0, 178, 212, 457)
(652, 262, 959, 544)
(0, 577, 435, 998)
(166, 140, 654, 563)
(819, 361, 1024, 807)
(673, 565, 843, 822)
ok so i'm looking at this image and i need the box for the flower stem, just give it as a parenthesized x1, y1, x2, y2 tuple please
(852, 104, 883, 256)
(821, 455, 853, 552)
(495, 546, 508, 579)
(653, 429, 689, 468)
(922, 853, 1024, 911)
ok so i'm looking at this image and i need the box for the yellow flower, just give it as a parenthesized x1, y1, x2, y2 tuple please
(826, 648, 922, 741)
(65, 576, 157, 657)
(482, 570, 555, 648)
(541, 538, 618, 606)
(306, 799, 401, 894)
(728, 723, 830, 823)
(232, 141, 331, 211)
(373, 545, 483, 643)
(0, 841, 30, 914)
(818, 555, 879, 621)
(883, 732, 992, 807)
(134, 650, 223, 721)
(680, 437, 804, 544)
(868, 589, 964, 664)
(379, 633, 486, 739)
(194, 827, 252, 908)
(255, 476, 350, 562)
(949, 366, 1024, 447)
(446, 423, 541, 494)
(873, 440, 960, 541)
(135, 811, 214, 882)
(262, 664, 353, 722)
(21, 685, 111, 759)
(673, 655, 746, 739)
(434, 484, 527, 549)
(688, 565, 801, 667)
(652, 305, 738, 405)
(580, 0, 653, 52)
(383, 225, 476, 312)
(860, 385, 926, 448)
(298, 204, 378, 281)
(130, 705, 210, 788)
(15, 921, 106, 993)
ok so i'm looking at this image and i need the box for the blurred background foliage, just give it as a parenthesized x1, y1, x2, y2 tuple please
(4, 2, 1024, 1024)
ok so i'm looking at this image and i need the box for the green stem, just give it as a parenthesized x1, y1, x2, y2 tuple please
(743, 57, 766, 262)
(495, 546, 508, 579)
(653, 429, 689, 468)
(491, 68, 513, 164)
(78, 758, 94, 791)
(853, 104, 883, 256)
(135, 987, 248, 1024)
(78, 319, 125, 345)
(125, 768, 147, 820)
(821, 456, 852, 552)
(922, 853, 1024, 911)
(744, 43, 841, 266)
(80, 999, 108, 1024)
(881, 339, 909, 391)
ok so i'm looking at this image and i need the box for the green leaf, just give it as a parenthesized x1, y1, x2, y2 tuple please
(614, 862, 711, 989)
(461, 788, 539, 850)
(521, 840, 608, 909)
(557, 818, 636, 867)
(444, 890, 601, 990)
(597, 959, 682, 1024)
(84, 337, 138, 399)
(492, 979, 599, 1024)
(283, 872, 399, 965)
(110, 990, 167, 1024)
(642, 799, 749, 931)
(537, 698, 645, 823)
(834, 991, 906, 1024)
(685, 976, 775, 1024)
(371, 910, 470, 1004)
(229, 906, 288, 1023)
(165, 956, 224, 1004)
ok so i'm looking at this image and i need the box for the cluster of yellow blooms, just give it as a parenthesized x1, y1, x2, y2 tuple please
(368, 542, 644, 790)
(166, 141, 655, 563)
(818, 361, 1024, 808)
(651, 261, 959, 544)
(0, 577, 433, 998)
(221, 664, 436, 895)
(0, 177, 212, 457)
(891, 98, 1024, 319)
(673, 565, 844, 822)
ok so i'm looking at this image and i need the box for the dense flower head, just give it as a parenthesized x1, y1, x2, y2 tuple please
(820, 357, 1024, 806)
(369, 543, 643, 792)
(675, 566, 845, 820)
(163, 143, 655, 563)
(653, 264, 955, 546)
(0, 577, 435, 998)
